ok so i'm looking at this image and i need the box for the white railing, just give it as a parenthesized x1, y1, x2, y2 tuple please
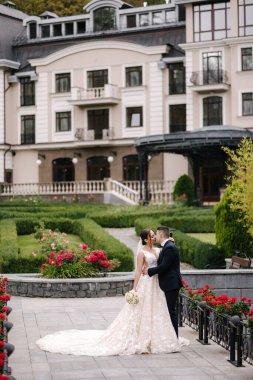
(1, 179, 175, 204)
(122, 180, 175, 204)
(109, 179, 139, 204)
(71, 84, 119, 101)
(1, 181, 105, 196)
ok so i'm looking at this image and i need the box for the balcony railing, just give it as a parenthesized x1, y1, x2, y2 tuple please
(190, 70, 229, 86)
(70, 84, 120, 106)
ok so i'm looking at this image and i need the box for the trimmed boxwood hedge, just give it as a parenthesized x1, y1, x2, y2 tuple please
(73, 218, 134, 272)
(158, 215, 215, 233)
(0, 219, 19, 270)
(134, 217, 224, 269)
(2, 217, 134, 273)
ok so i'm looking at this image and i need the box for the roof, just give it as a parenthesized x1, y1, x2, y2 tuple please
(135, 126, 253, 156)
(0, 3, 27, 20)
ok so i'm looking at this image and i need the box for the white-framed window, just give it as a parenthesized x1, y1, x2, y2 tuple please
(55, 73, 71, 93)
(241, 47, 253, 71)
(56, 111, 71, 132)
(125, 66, 142, 87)
(242, 92, 253, 115)
(126, 107, 143, 128)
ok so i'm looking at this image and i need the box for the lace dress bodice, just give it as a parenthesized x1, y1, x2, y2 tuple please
(142, 248, 160, 268)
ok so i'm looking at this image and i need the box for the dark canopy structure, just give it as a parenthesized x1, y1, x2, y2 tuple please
(135, 126, 253, 204)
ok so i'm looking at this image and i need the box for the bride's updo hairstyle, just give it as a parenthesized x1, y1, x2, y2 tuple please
(140, 229, 151, 245)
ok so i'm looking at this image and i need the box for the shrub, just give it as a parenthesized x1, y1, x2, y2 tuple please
(73, 218, 134, 271)
(159, 215, 215, 233)
(0, 220, 19, 270)
(173, 175, 194, 206)
(215, 189, 253, 258)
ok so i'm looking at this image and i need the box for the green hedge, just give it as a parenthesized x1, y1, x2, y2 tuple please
(134, 217, 224, 269)
(15, 218, 75, 235)
(0, 219, 19, 270)
(158, 215, 215, 233)
(73, 218, 134, 271)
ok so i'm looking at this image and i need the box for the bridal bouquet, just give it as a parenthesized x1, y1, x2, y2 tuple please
(125, 290, 139, 305)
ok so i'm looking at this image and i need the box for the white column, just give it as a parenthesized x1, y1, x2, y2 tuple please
(149, 62, 164, 134)
(0, 70, 4, 144)
(36, 72, 49, 142)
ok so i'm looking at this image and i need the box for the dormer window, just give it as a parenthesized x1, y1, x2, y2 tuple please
(93, 7, 116, 32)
(29, 22, 37, 39)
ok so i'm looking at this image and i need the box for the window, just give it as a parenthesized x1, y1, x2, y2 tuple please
(203, 96, 223, 126)
(166, 10, 175, 23)
(87, 156, 110, 180)
(55, 73, 71, 93)
(53, 24, 62, 37)
(20, 77, 35, 106)
(169, 63, 185, 95)
(193, 2, 230, 42)
(77, 21, 86, 34)
(88, 109, 109, 140)
(94, 7, 116, 32)
(21, 115, 35, 144)
(126, 66, 142, 87)
(127, 14, 136, 28)
(123, 155, 139, 181)
(87, 70, 108, 88)
(202, 52, 223, 84)
(53, 158, 75, 182)
(41, 25, 50, 38)
(126, 107, 143, 128)
(169, 105, 186, 133)
(239, 0, 253, 36)
(241, 48, 252, 71)
(242, 93, 253, 115)
(152, 12, 163, 25)
(65, 22, 74, 35)
(29, 22, 37, 39)
(140, 13, 149, 27)
(56, 112, 71, 132)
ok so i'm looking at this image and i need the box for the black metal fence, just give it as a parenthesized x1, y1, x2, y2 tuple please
(178, 292, 253, 367)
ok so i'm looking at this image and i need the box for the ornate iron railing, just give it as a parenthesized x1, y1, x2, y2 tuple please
(178, 293, 253, 367)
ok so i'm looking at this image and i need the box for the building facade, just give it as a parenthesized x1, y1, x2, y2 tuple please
(0, 0, 188, 195)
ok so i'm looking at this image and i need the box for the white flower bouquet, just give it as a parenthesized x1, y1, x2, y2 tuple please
(125, 290, 139, 305)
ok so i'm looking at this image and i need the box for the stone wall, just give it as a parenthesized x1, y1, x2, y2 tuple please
(5, 269, 253, 298)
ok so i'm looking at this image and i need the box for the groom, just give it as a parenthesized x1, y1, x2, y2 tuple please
(144, 226, 183, 337)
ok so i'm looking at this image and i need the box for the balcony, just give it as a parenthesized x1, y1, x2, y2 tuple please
(189, 70, 230, 94)
(69, 84, 120, 106)
(74, 128, 113, 141)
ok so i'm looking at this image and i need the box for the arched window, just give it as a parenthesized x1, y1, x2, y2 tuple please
(87, 156, 110, 180)
(93, 7, 116, 32)
(203, 96, 223, 126)
(52, 158, 75, 182)
(123, 155, 139, 181)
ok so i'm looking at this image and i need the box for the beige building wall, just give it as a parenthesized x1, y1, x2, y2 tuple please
(13, 151, 39, 183)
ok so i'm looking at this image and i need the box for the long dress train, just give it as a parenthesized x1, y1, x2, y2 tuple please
(36, 250, 189, 356)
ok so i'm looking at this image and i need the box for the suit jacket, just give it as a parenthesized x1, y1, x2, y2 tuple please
(148, 241, 183, 292)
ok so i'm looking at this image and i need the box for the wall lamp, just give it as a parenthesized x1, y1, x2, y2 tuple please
(36, 154, 46, 166)
(72, 152, 82, 164)
(107, 151, 117, 163)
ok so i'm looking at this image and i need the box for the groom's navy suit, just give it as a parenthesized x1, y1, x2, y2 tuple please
(148, 240, 182, 336)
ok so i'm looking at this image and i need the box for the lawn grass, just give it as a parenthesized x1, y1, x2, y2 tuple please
(17, 233, 83, 258)
(186, 233, 216, 244)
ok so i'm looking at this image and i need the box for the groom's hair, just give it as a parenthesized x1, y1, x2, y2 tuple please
(157, 226, 170, 238)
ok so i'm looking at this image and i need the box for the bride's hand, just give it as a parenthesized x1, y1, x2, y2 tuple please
(142, 267, 148, 275)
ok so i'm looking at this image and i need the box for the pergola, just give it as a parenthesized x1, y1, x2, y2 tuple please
(135, 126, 253, 204)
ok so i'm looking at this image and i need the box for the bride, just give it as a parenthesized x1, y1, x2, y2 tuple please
(36, 228, 189, 356)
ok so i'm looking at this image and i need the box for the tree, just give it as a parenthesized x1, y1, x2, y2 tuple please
(1, 0, 165, 16)
(223, 138, 253, 234)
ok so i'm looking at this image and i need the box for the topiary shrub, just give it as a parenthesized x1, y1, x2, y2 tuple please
(173, 175, 194, 206)
(215, 189, 253, 258)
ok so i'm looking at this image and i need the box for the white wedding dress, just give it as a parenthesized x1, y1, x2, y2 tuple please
(36, 250, 189, 356)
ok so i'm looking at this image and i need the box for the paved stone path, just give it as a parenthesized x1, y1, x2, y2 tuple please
(8, 296, 253, 380)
